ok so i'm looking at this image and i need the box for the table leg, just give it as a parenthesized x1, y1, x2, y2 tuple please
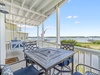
(45, 70, 51, 75)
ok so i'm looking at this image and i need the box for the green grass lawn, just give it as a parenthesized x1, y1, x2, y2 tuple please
(78, 42, 100, 50)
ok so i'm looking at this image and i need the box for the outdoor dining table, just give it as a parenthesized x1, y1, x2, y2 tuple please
(24, 47, 75, 75)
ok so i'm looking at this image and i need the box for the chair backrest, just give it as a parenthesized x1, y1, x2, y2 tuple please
(0, 67, 1, 75)
(23, 42, 38, 52)
(60, 43, 74, 67)
(60, 43, 74, 51)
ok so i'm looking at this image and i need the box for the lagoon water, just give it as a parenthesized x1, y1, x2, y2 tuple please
(29, 37, 100, 42)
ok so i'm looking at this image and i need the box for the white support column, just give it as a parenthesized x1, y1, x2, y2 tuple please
(0, 13, 6, 64)
(37, 26, 39, 47)
(42, 22, 44, 48)
(56, 5, 60, 48)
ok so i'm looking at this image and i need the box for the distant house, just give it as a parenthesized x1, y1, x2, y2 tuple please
(6, 23, 28, 42)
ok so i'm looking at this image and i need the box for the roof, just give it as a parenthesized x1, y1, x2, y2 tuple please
(3, 0, 68, 26)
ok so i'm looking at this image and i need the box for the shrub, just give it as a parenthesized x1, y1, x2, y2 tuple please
(75, 43, 82, 47)
(91, 40, 100, 44)
(61, 40, 67, 44)
(61, 39, 77, 45)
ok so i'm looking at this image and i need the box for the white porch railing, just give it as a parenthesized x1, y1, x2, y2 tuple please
(6, 41, 10, 50)
(39, 41, 100, 74)
(6, 40, 37, 50)
(6, 41, 23, 50)
(74, 46, 100, 74)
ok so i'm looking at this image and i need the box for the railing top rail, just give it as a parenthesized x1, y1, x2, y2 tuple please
(41, 41, 100, 56)
(75, 46, 100, 56)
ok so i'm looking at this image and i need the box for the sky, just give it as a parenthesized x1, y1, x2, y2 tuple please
(22, 0, 100, 37)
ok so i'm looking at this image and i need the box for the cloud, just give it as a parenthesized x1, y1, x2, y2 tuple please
(45, 26, 53, 30)
(73, 16, 78, 18)
(66, 16, 72, 19)
(75, 21, 80, 24)
(66, 16, 78, 19)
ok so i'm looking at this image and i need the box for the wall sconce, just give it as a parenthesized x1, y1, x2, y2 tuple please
(0, 2, 9, 14)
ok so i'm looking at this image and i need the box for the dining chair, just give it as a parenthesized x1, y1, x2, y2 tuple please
(23, 42, 38, 51)
(0, 60, 43, 75)
(23, 42, 39, 66)
(53, 43, 74, 75)
(73, 64, 100, 75)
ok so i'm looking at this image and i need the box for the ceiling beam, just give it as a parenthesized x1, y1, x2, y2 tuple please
(22, 0, 27, 7)
(42, 0, 62, 14)
(28, 16, 39, 24)
(18, 0, 27, 14)
(17, 0, 28, 23)
(3, 1, 47, 17)
(36, 0, 51, 12)
(14, 0, 27, 21)
(8, 12, 40, 23)
(8, 0, 13, 21)
(29, 0, 51, 21)
(29, 0, 38, 10)
(19, 0, 38, 22)
(6, 19, 38, 26)
(29, 14, 35, 19)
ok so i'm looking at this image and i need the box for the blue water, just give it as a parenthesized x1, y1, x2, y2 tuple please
(28, 37, 100, 42)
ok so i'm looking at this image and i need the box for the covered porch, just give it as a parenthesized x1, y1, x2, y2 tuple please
(0, 0, 100, 75)
(0, 0, 65, 65)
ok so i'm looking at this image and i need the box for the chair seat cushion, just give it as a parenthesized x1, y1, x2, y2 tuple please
(73, 72, 82, 75)
(58, 59, 69, 66)
(2, 66, 13, 75)
(58, 57, 72, 66)
(14, 65, 40, 75)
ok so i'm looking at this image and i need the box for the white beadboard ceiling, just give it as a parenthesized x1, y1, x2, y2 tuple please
(2, 0, 68, 26)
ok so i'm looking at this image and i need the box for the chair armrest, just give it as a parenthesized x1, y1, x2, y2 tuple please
(76, 64, 100, 72)
(38, 72, 44, 75)
(0, 64, 6, 67)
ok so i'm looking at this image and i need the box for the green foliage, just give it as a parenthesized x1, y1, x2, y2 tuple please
(61, 40, 67, 44)
(61, 39, 77, 45)
(91, 40, 100, 44)
(75, 43, 82, 47)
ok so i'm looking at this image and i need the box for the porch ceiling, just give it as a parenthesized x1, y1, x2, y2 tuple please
(2, 0, 68, 26)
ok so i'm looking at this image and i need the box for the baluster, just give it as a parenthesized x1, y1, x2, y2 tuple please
(48, 43, 49, 47)
(83, 52, 86, 73)
(90, 54, 92, 71)
(98, 56, 100, 74)
(78, 51, 80, 71)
